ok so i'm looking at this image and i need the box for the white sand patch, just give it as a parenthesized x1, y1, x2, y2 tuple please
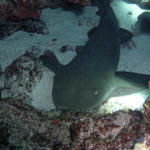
(98, 88, 149, 114)
(0, 6, 99, 71)
(118, 34, 150, 74)
(31, 68, 55, 111)
(111, 0, 147, 32)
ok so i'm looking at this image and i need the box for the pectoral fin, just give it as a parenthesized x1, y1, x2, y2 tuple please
(39, 51, 63, 73)
(115, 71, 150, 90)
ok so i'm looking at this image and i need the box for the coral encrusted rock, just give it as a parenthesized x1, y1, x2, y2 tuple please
(1, 52, 56, 111)
(70, 111, 141, 150)
(0, 100, 142, 150)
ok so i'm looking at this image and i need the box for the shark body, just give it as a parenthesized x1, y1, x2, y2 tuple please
(40, 0, 150, 111)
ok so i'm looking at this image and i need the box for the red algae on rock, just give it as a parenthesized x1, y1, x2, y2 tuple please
(0, 99, 71, 149)
(133, 120, 150, 150)
(0, 51, 57, 110)
(70, 111, 141, 150)
(0, 98, 142, 150)
(2, 53, 42, 99)
(133, 94, 150, 150)
(143, 95, 150, 122)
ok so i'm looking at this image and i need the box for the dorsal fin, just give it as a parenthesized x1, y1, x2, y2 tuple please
(39, 51, 63, 73)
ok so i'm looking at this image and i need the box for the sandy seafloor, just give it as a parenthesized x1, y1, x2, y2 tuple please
(0, 0, 150, 113)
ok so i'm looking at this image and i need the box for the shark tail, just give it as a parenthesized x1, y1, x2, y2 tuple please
(116, 71, 150, 90)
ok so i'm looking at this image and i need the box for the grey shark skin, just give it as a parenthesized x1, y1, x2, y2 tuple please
(40, 1, 150, 111)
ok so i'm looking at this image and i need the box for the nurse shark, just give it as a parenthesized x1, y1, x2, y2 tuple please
(40, 0, 150, 111)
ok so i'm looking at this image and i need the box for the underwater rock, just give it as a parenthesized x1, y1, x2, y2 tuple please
(70, 111, 141, 150)
(0, 19, 49, 39)
(0, 0, 93, 39)
(133, 134, 150, 150)
(0, 0, 89, 25)
(0, 0, 62, 22)
(139, 0, 150, 9)
(0, 0, 42, 21)
(124, 0, 150, 9)
(137, 12, 150, 33)
(134, 133, 150, 149)
(143, 95, 150, 122)
(133, 116, 150, 150)
(0, 100, 142, 150)
(61, 0, 91, 13)
(1, 52, 56, 110)
(0, 99, 70, 149)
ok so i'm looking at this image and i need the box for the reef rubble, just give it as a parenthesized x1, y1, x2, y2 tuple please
(0, 52, 56, 111)
(0, 0, 91, 39)
(0, 97, 143, 149)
